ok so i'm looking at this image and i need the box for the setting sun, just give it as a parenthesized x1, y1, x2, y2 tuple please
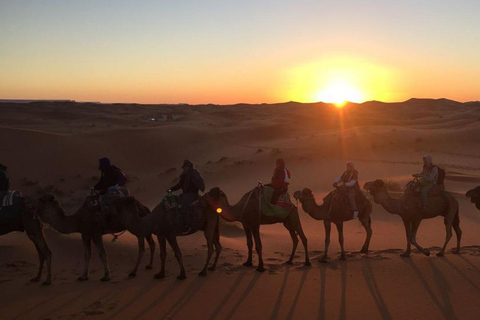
(315, 81, 364, 107)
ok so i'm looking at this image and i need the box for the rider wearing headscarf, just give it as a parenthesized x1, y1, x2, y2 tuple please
(333, 161, 359, 218)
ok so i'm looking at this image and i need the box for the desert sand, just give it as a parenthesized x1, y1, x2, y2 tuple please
(1, 99, 480, 320)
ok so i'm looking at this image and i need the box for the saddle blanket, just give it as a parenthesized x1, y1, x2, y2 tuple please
(1, 190, 20, 207)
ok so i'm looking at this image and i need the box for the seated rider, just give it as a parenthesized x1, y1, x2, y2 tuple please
(168, 160, 205, 234)
(412, 154, 438, 211)
(333, 161, 360, 219)
(93, 157, 127, 211)
(0, 163, 9, 202)
(270, 158, 291, 205)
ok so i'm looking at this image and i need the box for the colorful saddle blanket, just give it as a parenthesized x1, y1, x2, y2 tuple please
(261, 186, 293, 219)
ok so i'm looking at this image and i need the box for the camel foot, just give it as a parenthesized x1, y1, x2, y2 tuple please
(198, 270, 207, 277)
(423, 250, 431, 257)
(256, 266, 266, 273)
(177, 274, 187, 280)
(436, 252, 445, 257)
(285, 260, 293, 265)
(452, 248, 460, 254)
(360, 248, 368, 254)
(340, 254, 346, 261)
(208, 266, 216, 271)
(242, 261, 253, 267)
(304, 261, 312, 267)
(128, 272, 137, 278)
(100, 275, 111, 282)
(41, 280, 51, 286)
(77, 275, 89, 281)
(319, 256, 328, 263)
(30, 277, 41, 283)
(145, 265, 153, 270)
(400, 253, 410, 258)
(154, 272, 165, 279)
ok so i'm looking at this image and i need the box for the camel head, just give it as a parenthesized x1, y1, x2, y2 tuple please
(205, 187, 228, 214)
(363, 180, 386, 202)
(35, 193, 65, 217)
(466, 186, 480, 209)
(293, 188, 314, 203)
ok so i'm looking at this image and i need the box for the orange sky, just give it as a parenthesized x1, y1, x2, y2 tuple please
(1, 1, 479, 104)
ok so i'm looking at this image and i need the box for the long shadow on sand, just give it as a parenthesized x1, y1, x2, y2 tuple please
(317, 261, 347, 320)
(402, 258, 457, 320)
(362, 259, 392, 320)
(269, 265, 291, 320)
(439, 256, 480, 293)
(208, 271, 248, 320)
(158, 277, 205, 320)
(285, 267, 311, 320)
(427, 259, 458, 320)
(224, 272, 262, 319)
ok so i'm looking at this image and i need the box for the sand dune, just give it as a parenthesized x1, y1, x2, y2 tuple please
(1, 99, 480, 319)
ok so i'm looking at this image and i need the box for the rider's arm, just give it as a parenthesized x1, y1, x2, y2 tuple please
(423, 166, 438, 183)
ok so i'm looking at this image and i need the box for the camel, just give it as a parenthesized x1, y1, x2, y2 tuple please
(466, 186, 480, 210)
(205, 186, 310, 272)
(293, 188, 372, 262)
(35, 194, 156, 281)
(0, 194, 53, 285)
(363, 179, 461, 257)
(142, 194, 222, 280)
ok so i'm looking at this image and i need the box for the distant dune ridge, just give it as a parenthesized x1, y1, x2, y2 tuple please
(1, 99, 480, 319)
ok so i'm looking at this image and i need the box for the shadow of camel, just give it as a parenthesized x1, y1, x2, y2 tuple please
(362, 259, 392, 320)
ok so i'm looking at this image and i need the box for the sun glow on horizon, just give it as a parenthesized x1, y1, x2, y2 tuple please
(315, 81, 364, 107)
(278, 55, 399, 105)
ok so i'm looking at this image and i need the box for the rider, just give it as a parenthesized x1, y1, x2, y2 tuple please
(412, 154, 438, 211)
(0, 163, 9, 201)
(93, 157, 127, 212)
(270, 158, 291, 204)
(168, 160, 205, 234)
(333, 161, 360, 218)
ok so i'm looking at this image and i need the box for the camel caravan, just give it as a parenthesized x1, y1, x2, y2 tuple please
(0, 154, 476, 285)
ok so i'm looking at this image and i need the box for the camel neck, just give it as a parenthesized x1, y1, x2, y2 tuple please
(301, 197, 329, 220)
(375, 189, 404, 215)
(219, 190, 256, 222)
(41, 205, 80, 234)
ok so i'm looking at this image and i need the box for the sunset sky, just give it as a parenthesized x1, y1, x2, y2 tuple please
(1, 1, 479, 104)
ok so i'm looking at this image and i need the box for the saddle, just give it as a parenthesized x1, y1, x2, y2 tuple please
(405, 181, 445, 197)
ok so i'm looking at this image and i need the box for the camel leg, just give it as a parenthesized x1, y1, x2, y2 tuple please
(199, 224, 215, 277)
(401, 219, 412, 258)
(452, 213, 462, 254)
(360, 217, 372, 254)
(210, 222, 222, 271)
(154, 236, 167, 279)
(297, 227, 311, 266)
(92, 234, 111, 281)
(145, 234, 155, 269)
(336, 223, 346, 260)
(285, 224, 299, 265)
(410, 220, 430, 256)
(129, 237, 146, 278)
(321, 220, 331, 263)
(252, 226, 265, 272)
(437, 217, 454, 257)
(27, 233, 52, 285)
(242, 224, 254, 267)
(166, 235, 186, 280)
(78, 234, 92, 281)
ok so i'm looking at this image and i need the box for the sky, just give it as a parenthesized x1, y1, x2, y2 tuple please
(1, 0, 479, 104)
